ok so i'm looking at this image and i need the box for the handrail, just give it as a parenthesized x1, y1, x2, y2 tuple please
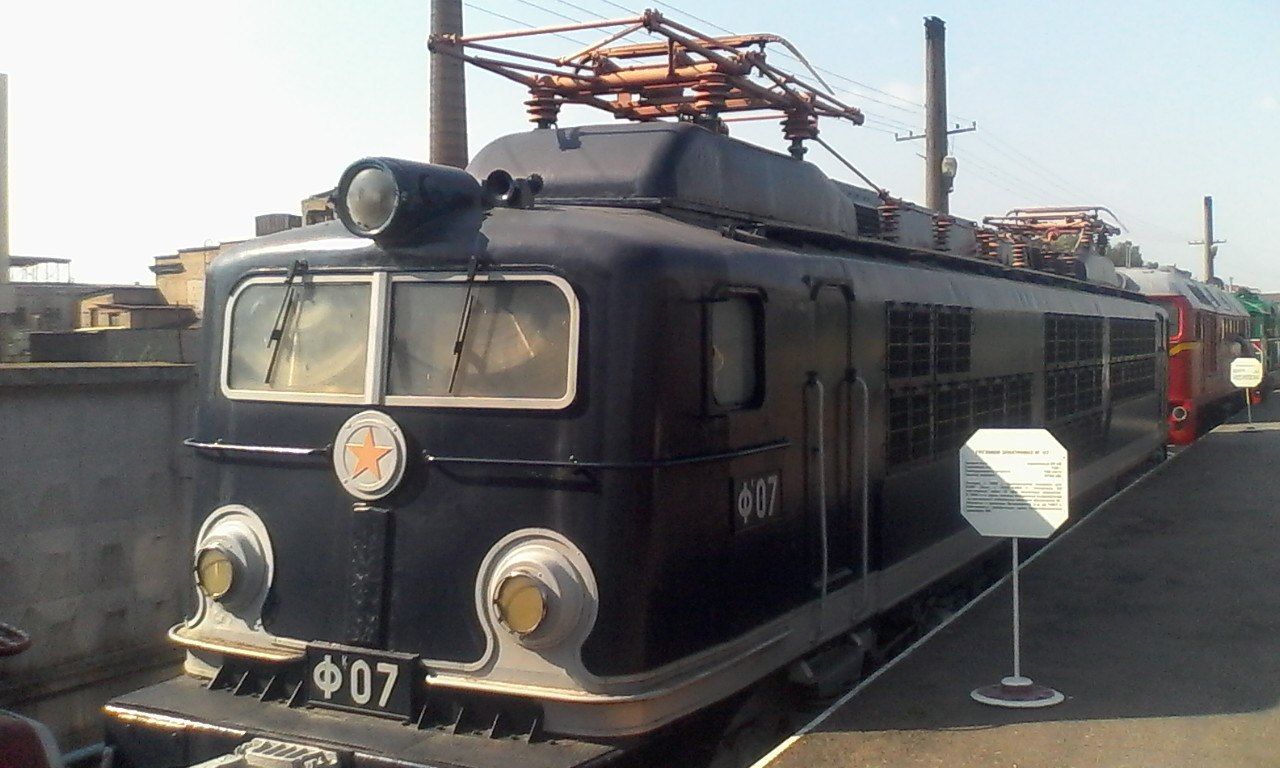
(422, 439, 790, 470)
(183, 439, 329, 457)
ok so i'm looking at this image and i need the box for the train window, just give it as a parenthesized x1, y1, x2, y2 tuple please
(709, 295, 761, 409)
(386, 276, 576, 406)
(226, 280, 371, 396)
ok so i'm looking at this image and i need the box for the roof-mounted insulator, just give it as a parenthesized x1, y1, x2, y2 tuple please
(879, 201, 901, 243)
(781, 110, 819, 160)
(933, 215, 954, 251)
(526, 84, 560, 129)
(975, 230, 999, 262)
(1011, 242, 1029, 269)
(693, 73, 731, 113)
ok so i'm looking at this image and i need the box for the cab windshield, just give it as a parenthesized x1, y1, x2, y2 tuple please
(228, 281, 370, 394)
(387, 280, 572, 400)
(222, 273, 577, 408)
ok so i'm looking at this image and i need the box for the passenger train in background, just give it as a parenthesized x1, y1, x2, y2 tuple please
(101, 13, 1175, 768)
(1117, 267, 1251, 444)
(1231, 288, 1280, 403)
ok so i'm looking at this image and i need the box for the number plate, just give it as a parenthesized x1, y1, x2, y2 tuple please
(306, 643, 417, 719)
(732, 471, 781, 532)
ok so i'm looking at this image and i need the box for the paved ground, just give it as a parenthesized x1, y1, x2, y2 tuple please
(760, 397, 1280, 768)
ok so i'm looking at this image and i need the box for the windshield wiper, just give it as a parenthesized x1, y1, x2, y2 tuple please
(447, 256, 481, 394)
(264, 259, 308, 385)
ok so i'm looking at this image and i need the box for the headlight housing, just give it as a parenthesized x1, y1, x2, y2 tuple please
(481, 530, 597, 651)
(334, 157, 485, 245)
(191, 506, 273, 612)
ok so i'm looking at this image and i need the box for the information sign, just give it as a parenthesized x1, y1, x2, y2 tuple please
(960, 429, 1068, 539)
(1230, 357, 1264, 389)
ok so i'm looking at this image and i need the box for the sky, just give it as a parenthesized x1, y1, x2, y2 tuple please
(1, 0, 1278, 287)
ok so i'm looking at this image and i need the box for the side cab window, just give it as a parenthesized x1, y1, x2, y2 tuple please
(706, 290, 764, 411)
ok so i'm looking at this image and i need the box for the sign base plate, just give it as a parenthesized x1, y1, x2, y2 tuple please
(970, 676, 1064, 708)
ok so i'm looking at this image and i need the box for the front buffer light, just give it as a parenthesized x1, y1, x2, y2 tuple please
(191, 506, 273, 611)
(334, 157, 485, 245)
(494, 573, 548, 637)
(194, 545, 237, 601)
(482, 530, 597, 650)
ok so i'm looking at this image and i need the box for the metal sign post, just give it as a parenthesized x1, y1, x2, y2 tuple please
(960, 428, 1068, 708)
(1230, 358, 1264, 430)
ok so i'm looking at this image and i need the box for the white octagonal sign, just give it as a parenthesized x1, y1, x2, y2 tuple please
(1230, 357, 1264, 389)
(960, 428, 1068, 539)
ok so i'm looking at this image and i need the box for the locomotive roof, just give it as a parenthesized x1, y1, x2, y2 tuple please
(1233, 290, 1280, 317)
(1117, 267, 1249, 317)
(467, 122, 881, 238)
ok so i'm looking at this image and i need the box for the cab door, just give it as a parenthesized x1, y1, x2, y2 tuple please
(805, 283, 863, 602)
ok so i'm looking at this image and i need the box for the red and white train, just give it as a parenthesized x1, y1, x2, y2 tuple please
(1119, 267, 1251, 444)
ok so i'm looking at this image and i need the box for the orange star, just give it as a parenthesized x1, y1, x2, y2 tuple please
(346, 428, 393, 481)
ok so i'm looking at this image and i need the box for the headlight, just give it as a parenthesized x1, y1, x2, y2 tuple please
(494, 573, 548, 637)
(192, 506, 273, 612)
(344, 166, 400, 233)
(481, 530, 597, 650)
(194, 545, 237, 601)
(334, 157, 485, 245)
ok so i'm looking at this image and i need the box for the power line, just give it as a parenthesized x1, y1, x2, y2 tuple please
(513, 0, 582, 25)
(952, 147, 1076, 205)
(975, 130, 1096, 202)
(955, 162, 1029, 200)
(585, 0, 635, 15)
(463, 1, 594, 45)
(547, 0, 622, 21)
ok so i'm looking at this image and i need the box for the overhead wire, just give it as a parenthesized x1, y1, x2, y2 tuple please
(952, 146, 1077, 205)
(514, 0, 585, 25)
(462, 2, 593, 45)
(973, 132, 1094, 202)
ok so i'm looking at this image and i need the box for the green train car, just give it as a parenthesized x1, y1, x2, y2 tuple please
(1233, 288, 1280, 402)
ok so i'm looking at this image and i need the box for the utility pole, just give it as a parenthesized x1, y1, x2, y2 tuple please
(924, 17, 947, 213)
(1188, 195, 1225, 283)
(1, 73, 9, 271)
(1, 73, 13, 315)
(429, 0, 468, 169)
(0, 72, 13, 361)
(896, 18, 974, 213)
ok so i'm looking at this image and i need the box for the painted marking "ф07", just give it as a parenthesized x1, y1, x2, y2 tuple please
(312, 654, 400, 708)
(734, 471, 780, 532)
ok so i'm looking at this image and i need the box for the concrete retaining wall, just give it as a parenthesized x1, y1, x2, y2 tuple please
(29, 328, 201, 364)
(0, 363, 195, 749)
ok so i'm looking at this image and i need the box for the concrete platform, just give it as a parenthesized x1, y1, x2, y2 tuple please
(757, 397, 1280, 768)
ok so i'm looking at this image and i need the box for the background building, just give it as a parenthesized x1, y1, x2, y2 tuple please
(78, 286, 195, 330)
(150, 243, 236, 319)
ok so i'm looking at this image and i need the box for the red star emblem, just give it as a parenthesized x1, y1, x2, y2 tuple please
(346, 427, 393, 481)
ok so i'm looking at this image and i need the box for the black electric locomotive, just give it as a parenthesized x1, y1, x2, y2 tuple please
(105, 16, 1168, 768)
